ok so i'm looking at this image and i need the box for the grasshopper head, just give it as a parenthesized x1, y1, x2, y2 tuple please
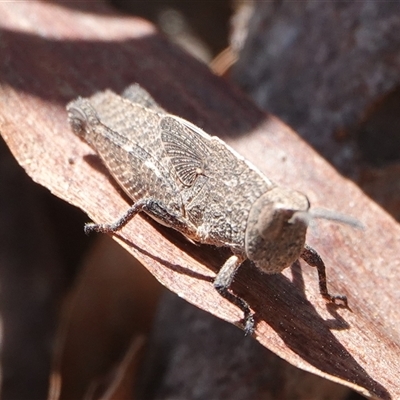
(245, 187, 310, 274)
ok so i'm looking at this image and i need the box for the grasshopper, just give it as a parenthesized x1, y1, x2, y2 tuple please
(67, 84, 352, 334)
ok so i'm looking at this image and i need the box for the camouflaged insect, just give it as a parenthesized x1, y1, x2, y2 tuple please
(67, 84, 349, 334)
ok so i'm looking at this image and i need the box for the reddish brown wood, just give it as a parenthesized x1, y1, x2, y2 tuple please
(0, 2, 399, 399)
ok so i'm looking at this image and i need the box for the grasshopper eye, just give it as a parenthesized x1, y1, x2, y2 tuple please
(245, 187, 310, 274)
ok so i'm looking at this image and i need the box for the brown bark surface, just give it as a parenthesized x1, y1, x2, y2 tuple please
(0, 2, 399, 399)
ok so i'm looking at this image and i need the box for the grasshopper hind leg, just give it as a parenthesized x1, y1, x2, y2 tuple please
(84, 198, 195, 239)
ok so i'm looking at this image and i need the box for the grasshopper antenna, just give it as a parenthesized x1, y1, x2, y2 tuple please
(289, 208, 364, 230)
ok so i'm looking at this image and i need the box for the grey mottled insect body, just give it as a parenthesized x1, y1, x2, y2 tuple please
(67, 84, 348, 334)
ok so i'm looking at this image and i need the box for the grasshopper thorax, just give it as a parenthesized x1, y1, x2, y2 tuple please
(245, 187, 310, 274)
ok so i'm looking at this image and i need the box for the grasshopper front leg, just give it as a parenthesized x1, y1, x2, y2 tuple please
(214, 255, 255, 335)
